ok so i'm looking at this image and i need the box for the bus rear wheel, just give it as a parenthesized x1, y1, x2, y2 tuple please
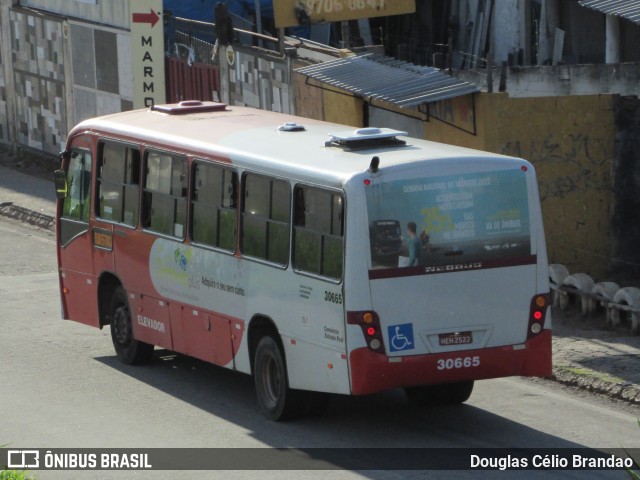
(255, 335, 317, 421)
(405, 380, 474, 406)
(109, 286, 154, 365)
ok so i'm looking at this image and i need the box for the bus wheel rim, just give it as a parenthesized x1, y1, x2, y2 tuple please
(113, 306, 131, 345)
(262, 352, 280, 407)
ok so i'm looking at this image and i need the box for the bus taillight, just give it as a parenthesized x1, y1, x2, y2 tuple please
(347, 310, 386, 354)
(528, 294, 550, 339)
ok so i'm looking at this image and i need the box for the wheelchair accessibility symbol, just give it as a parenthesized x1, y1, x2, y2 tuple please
(388, 323, 415, 352)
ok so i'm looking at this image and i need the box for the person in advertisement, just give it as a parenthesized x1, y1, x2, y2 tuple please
(406, 221, 423, 267)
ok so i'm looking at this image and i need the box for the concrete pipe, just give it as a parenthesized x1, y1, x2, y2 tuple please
(589, 282, 620, 323)
(611, 287, 640, 334)
(560, 273, 595, 314)
(549, 264, 570, 308)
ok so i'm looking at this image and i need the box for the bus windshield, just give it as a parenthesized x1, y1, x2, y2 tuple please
(366, 168, 532, 270)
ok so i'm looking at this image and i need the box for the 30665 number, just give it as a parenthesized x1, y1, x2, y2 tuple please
(436, 356, 480, 370)
(324, 291, 343, 304)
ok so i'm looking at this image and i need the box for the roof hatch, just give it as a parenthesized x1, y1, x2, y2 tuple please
(325, 127, 408, 150)
(278, 122, 306, 132)
(151, 100, 228, 114)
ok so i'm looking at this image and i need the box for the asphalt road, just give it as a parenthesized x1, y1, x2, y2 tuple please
(1, 217, 639, 480)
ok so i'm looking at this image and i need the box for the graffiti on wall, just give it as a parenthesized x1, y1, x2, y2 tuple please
(428, 95, 475, 134)
(500, 133, 612, 201)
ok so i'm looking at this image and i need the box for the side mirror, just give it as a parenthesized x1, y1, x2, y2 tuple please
(54, 169, 68, 199)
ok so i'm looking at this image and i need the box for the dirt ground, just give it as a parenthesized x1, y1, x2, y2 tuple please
(0, 145, 58, 181)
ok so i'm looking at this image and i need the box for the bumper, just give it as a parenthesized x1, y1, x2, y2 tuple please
(349, 330, 552, 395)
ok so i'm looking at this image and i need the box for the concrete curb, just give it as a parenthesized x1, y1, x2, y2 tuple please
(0, 202, 55, 230)
(551, 367, 640, 405)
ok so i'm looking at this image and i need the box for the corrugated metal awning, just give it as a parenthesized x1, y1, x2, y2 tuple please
(579, 0, 640, 24)
(296, 54, 479, 108)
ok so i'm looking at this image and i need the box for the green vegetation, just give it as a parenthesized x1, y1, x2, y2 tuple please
(0, 470, 34, 480)
(1, 443, 34, 480)
(555, 365, 624, 384)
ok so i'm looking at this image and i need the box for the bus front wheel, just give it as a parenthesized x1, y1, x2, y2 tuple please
(109, 286, 154, 365)
(405, 380, 474, 406)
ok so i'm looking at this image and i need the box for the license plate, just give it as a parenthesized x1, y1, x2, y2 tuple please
(439, 331, 472, 346)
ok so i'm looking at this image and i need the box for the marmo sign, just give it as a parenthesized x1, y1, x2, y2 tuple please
(130, 0, 166, 108)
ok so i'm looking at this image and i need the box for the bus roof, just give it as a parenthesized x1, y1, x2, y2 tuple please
(70, 103, 519, 187)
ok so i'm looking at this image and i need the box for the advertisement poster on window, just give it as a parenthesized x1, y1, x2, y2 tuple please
(366, 169, 531, 270)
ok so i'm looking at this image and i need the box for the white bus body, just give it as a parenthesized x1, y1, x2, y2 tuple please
(55, 101, 551, 420)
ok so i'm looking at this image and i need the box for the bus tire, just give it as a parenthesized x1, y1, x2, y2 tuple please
(405, 380, 474, 406)
(109, 286, 154, 365)
(253, 335, 303, 421)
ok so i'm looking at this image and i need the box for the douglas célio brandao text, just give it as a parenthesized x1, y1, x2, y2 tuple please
(470, 453, 633, 470)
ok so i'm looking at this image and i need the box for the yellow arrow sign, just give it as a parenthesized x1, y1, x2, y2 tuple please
(274, 0, 416, 28)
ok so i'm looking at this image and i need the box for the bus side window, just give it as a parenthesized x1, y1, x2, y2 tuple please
(191, 161, 238, 251)
(241, 173, 290, 265)
(293, 186, 344, 280)
(62, 149, 92, 222)
(96, 141, 140, 226)
(142, 151, 187, 238)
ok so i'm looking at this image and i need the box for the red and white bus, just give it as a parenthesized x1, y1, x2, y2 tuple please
(54, 101, 551, 420)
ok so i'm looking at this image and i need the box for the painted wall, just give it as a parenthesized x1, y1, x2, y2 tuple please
(294, 71, 363, 127)
(458, 63, 640, 99)
(294, 74, 324, 121)
(424, 95, 483, 149)
(321, 86, 362, 127)
(427, 93, 616, 279)
(368, 104, 424, 139)
(492, 94, 615, 280)
(294, 75, 420, 133)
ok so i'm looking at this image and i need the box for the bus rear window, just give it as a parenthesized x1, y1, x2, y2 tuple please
(366, 169, 531, 269)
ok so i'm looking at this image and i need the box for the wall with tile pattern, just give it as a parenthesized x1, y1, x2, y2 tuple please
(20, 0, 129, 30)
(0, 6, 7, 143)
(0, 5, 134, 154)
(220, 45, 294, 114)
(9, 9, 67, 153)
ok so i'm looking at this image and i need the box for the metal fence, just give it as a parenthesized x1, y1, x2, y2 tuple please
(165, 16, 217, 65)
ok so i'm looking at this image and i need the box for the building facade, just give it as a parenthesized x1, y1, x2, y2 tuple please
(1, 0, 640, 279)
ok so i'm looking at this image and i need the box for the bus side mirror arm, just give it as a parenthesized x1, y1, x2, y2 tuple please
(55, 149, 71, 199)
(54, 169, 68, 199)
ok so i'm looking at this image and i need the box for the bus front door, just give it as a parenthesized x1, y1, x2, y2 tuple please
(57, 137, 100, 327)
